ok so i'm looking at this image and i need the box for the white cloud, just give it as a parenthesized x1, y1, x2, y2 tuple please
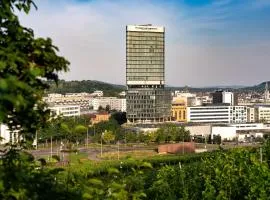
(17, 0, 270, 87)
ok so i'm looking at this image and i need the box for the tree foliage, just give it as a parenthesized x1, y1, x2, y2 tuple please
(0, 0, 69, 141)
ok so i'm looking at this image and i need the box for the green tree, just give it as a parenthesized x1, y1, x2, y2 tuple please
(110, 112, 127, 125)
(105, 105, 111, 112)
(102, 130, 115, 144)
(0, 0, 69, 142)
(213, 134, 222, 145)
(155, 124, 191, 143)
(60, 118, 87, 144)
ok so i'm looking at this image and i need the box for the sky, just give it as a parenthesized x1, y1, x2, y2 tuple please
(18, 0, 270, 87)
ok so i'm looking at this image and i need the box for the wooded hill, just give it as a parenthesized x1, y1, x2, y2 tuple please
(46, 80, 270, 96)
(46, 80, 126, 96)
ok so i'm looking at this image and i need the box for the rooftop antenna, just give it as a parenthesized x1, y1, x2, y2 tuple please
(139, 24, 152, 26)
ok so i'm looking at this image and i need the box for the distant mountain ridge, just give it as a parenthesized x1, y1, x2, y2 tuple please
(46, 80, 269, 96)
(169, 81, 270, 92)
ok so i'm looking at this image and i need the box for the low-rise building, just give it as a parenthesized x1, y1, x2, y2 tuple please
(0, 124, 19, 144)
(247, 105, 270, 123)
(187, 105, 247, 124)
(171, 99, 187, 122)
(212, 123, 269, 140)
(44, 92, 92, 112)
(49, 105, 80, 117)
(91, 90, 103, 97)
(90, 97, 126, 112)
(256, 106, 270, 123)
(90, 112, 110, 124)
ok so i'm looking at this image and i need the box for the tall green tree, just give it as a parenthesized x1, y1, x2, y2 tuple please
(0, 0, 69, 143)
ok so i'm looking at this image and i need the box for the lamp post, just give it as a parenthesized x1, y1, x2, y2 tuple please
(86, 127, 89, 149)
(101, 131, 105, 158)
(35, 130, 38, 150)
(50, 135, 53, 159)
(117, 140, 120, 160)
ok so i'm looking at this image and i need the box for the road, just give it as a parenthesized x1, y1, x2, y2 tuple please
(29, 145, 156, 161)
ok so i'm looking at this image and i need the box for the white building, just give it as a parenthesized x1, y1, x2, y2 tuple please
(212, 123, 268, 140)
(44, 93, 92, 112)
(90, 97, 126, 112)
(187, 105, 247, 124)
(49, 105, 80, 117)
(185, 124, 211, 137)
(247, 106, 270, 123)
(0, 124, 19, 145)
(119, 91, 126, 97)
(223, 92, 234, 105)
(91, 90, 103, 97)
(256, 106, 270, 122)
(247, 107, 256, 122)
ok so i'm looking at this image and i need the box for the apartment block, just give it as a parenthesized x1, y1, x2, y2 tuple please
(90, 97, 126, 112)
(187, 105, 247, 123)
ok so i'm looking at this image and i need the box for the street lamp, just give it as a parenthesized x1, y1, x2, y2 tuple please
(100, 131, 105, 158)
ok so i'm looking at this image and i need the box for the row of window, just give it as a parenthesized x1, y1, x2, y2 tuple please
(61, 107, 79, 111)
(127, 62, 164, 66)
(127, 62, 163, 66)
(127, 40, 164, 45)
(126, 35, 164, 41)
(127, 68, 164, 73)
(127, 73, 163, 77)
(127, 57, 164, 61)
(127, 44, 164, 49)
(127, 77, 164, 81)
(190, 107, 230, 110)
(63, 111, 79, 115)
(127, 32, 164, 37)
(127, 64, 163, 68)
(127, 52, 164, 57)
(127, 49, 164, 53)
(190, 114, 229, 117)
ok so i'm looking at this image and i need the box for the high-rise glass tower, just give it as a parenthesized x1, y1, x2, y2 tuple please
(126, 24, 171, 123)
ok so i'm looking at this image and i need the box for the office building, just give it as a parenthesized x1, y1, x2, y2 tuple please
(212, 91, 237, 105)
(126, 24, 171, 123)
(187, 105, 247, 123)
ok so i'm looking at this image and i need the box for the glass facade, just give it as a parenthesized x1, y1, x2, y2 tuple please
(126, 25, 171, 122)
(126, 89, 171, 122)
(126, 27, 165, 84)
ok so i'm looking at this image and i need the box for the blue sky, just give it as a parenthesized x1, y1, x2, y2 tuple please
(19, 0, 270, 87)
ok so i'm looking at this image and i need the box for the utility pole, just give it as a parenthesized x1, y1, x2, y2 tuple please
(100, 132, 104, 158)
(35, 130, 38, 150)
(117, 140, 120, 160)
(50, 135, 53, 159)
(86, 127, 89, 149)
(260, 147, 263, 163)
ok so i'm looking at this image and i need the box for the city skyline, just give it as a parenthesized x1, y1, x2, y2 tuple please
(19, 0, 270, 87)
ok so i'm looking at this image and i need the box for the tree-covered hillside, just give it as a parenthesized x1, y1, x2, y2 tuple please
(46, 80, 126, 96)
